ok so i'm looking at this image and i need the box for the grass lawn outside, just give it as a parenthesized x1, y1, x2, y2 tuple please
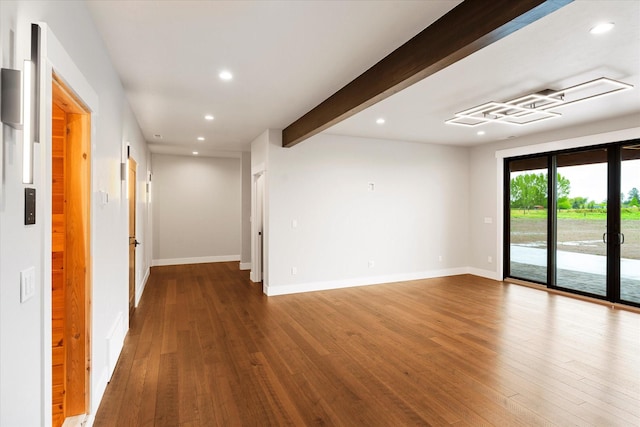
(510, 208, 640, 259)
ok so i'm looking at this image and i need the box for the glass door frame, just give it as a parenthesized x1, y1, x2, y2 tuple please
(504, 138, 639, 308)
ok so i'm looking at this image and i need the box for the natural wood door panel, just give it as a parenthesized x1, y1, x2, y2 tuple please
(52, 77, 91, 426)
(64, 111, 90, 417)
(51, 95, 67, 427)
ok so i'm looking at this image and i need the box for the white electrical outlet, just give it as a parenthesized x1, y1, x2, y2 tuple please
(291, 219, 298, 229)
(291, 267, 297, 275)
(368, 260, 375, 268)
(484, 217, 493, 224)
(438, 255, 443, 262)
(20, 267, 36, 303)
(488, 256, 493, 263)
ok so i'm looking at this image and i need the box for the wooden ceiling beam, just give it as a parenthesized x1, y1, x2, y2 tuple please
(282, 0, 572, 148)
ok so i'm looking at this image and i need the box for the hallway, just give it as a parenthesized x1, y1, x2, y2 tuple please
(94, 263, 640, 426)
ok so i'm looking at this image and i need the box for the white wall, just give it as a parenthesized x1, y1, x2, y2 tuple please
(468, 113, 640, 280)
(263, 132, 470, 295)
(123, 107, 152, 302)
(0, 1, 150, 425)
(250, 130, 270, 284)
(151, 153, 241, 265)
(240, 152, 252, 268)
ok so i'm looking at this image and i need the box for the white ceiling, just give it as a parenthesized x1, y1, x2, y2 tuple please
(86, 0, 460, 155)
(329, 0, 640, 146)
(86, 0, 640, 155)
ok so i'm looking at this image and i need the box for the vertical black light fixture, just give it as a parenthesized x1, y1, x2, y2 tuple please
(23, 24, 41, 184)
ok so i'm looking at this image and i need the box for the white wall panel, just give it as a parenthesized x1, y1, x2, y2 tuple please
(152, 153, 241, 263)
(0, 2, 150, 425)
(265, 133, 470, 294)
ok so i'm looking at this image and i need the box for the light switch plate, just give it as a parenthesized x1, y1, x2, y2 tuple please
(25, 188, 36, 225)
(20, 267, 36, 303)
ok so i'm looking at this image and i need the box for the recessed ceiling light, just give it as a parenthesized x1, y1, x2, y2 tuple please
(197, 136, 205, 141)
(376, 118, 385, 125)
(219, 70, 233, 81)
(204, 115, 214, 121)
(192, 151, 199, 155)
(477, 130, 485, 136)
(590, 22, 614, 35)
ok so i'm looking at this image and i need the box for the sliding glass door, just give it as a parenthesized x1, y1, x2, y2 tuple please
(555, 149, 608, 296)
(505, 140, 640, 308)
(620, 144, 640, 304)
(507, 157, 548, 284)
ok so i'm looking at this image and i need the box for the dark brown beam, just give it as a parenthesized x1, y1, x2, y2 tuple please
(282, 0, 572, 148)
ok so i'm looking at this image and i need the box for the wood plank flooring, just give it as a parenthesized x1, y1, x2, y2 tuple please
(93, 263, 640, 426)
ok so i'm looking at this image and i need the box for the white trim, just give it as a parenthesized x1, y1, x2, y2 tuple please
(151, 255, 240, 266)
(264, 267, 470, 296)
(251, 169, 266, 285)
(239, 262, 252, 270)
(91, 367, 109, 422)
(467, 267, 501, 281)
(39, 22, 101, 425)
(83, 413, 96, 427)
(61, 413, 87, 427)
(251, 162, 266, 176)
(495, 127, 640, 159)
(135, 267, 150, 306)
(106, 312, 125, 379)
(44, 25, 99, 114)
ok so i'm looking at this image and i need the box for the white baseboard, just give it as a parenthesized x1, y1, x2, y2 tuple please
(136, 267, 151, 306)
(62, 414, 88, 427)
(239, 262, 252, 270)
(265, 267, 469, 296)
(84, 412, 95, 427)
(106, 312, 125, 380)
(152, 255, 240, 267)
(467, 267, 501, 281)
(91, 366, 109, 422)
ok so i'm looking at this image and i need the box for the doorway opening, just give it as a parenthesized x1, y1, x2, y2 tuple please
(129, 156, 138, 318)
(51, 75, 92, 427)
(252, 171, 265, 285)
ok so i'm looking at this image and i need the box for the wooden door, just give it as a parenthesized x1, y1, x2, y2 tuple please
(253, 172, 265, 283)
(52, 76, 91, 427)
(129, 158, 137, 317)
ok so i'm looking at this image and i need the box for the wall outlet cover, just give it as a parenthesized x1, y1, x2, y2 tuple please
(20, 267, 36, 303)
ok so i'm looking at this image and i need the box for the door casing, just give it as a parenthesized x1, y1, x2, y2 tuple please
(51, 74, 92, 425)
(129, 157, 137, 317)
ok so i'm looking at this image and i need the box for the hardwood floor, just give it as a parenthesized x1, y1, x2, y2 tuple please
(93, 263, 640, 426)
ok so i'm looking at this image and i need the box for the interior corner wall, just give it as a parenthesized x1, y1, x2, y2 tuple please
(240, 152, 252, 266)
(151, 153, 241, 265)
(249, 130, 270, 284)
(265, 132, 470, 295)
(0, 1, 150, 426)
(467, 113, 640, 280)
(122, 103, 152, 304)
